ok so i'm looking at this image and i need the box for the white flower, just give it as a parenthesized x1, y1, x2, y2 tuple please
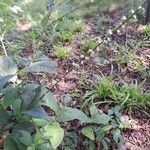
(121, 16, 127, 21)
(81, 61, 84, 65)
(133, 15, 137, 19)
(80, 55, 84, 59)
(10, 5, 23, 14)
(122, 25, 125, 29)
(104, 40, 108, 44)
(130, 10, 135, 14)
(85, 57, 89, 60)
(108, 29, 113, 35)
(107, 37, 111, 42)
(0, 18, 4, 22)
(117, 30, 121, 34)
(138, 6, 142, 10)
(89, 49, 93, 53)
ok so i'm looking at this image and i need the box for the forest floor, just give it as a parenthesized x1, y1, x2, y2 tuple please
(42, 3, 150, 149)
(0, 0, 150, 149)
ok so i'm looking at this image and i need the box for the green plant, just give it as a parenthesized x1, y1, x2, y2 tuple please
(143, 25, 150, 35)
(118, 83, 150, 111)
(115, 45, 143, 72)
(81, 40, 97, 54)
(73, 20, 84, 33)
(0, 55, 126, 149)
(60, 31, 74, 42)
(54, 46, 70, 59)
(81, 105, 128, 150)
(82, 76, 150, 112)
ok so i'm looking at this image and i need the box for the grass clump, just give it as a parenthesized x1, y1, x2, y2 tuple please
(60, 31, 74, 42)
(83, 77, 150, 111)
(119, 84, 150, 110)
(54, 46, 70, 60)
(81, 40, 97, 54)
(73, 20, 84, 33)
(143, 25, 150, 36)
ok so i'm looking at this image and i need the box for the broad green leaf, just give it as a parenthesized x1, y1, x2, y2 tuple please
(24, 60, 57, 74)
(3, 85, 18, 107)
(41, 92, 60, 115)
(26, 86, 45, 109)
(0, 107, 9, 126)
(21, 84, 40, 110)
(4, 136, 17, 150)
(32, 118, 50, 126)
(36, 143, 52, 150)
(82, 127, 95, 140)
(0, 56, 17, 76)
(27, 146, 35, 150)
(21, 84, 47, 110)
(0, 75, 14, 90)
(90, 104, 98, 116)
(57, 107, 90, 123)
(17, 130, 33, 146)
(44, 124, 64, 149)
(112, 129, 121, 144)
(23, 106, 50, 121)
(34, 131, 42, 146)
(12, 99, 22, 116)
(91, 113, 111, 124)
(32, 51, 49, 62)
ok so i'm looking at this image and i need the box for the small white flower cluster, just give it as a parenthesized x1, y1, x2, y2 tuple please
(80, 55, 89, 61)
(108, 29, 113, 35)
(121, 16, 127, 21)
(130, 10, 135, 14)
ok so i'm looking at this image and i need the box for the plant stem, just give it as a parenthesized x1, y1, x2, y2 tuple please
(0, 31, 7, 56)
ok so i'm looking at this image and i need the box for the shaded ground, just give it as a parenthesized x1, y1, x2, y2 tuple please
(1, 0, 149, 149)
(43, 5, 150, 150)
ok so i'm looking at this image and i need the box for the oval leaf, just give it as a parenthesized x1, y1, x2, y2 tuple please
(44, 124, 64, 149)
(0, 56, 17, 76)
(41, 92, 60, 115)
(24, 60, 57, 74)
(18, 130, 33, 146)
(0, 75, 14, 90)
(4, 136, 17, 150)
(58, 107, 90, 123)
(23, 106, 50, 121)
(82, 127, 95, 140)
(91, 113, 111, 124)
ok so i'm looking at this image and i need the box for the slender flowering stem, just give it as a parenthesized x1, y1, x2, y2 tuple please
(0, 31, 7, 56)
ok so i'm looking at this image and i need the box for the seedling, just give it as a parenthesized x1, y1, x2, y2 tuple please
(60, 31, 74, 42)
(81, 40, 97, 54)
(54, 46, 70, 59)
(73, 20, 84, 33)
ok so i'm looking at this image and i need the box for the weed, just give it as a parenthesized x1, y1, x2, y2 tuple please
(119, 83, 150, 110)
(81, 40, 97, 54)
(73, 20, 84, 33)
(83, 76, 150, 111)
(90, 77, 116, 99)
(143, 25, 150, 35)
(60, 31, 74, 42)
(54, 45, 70, 59)
(115, 45, 143, 72)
